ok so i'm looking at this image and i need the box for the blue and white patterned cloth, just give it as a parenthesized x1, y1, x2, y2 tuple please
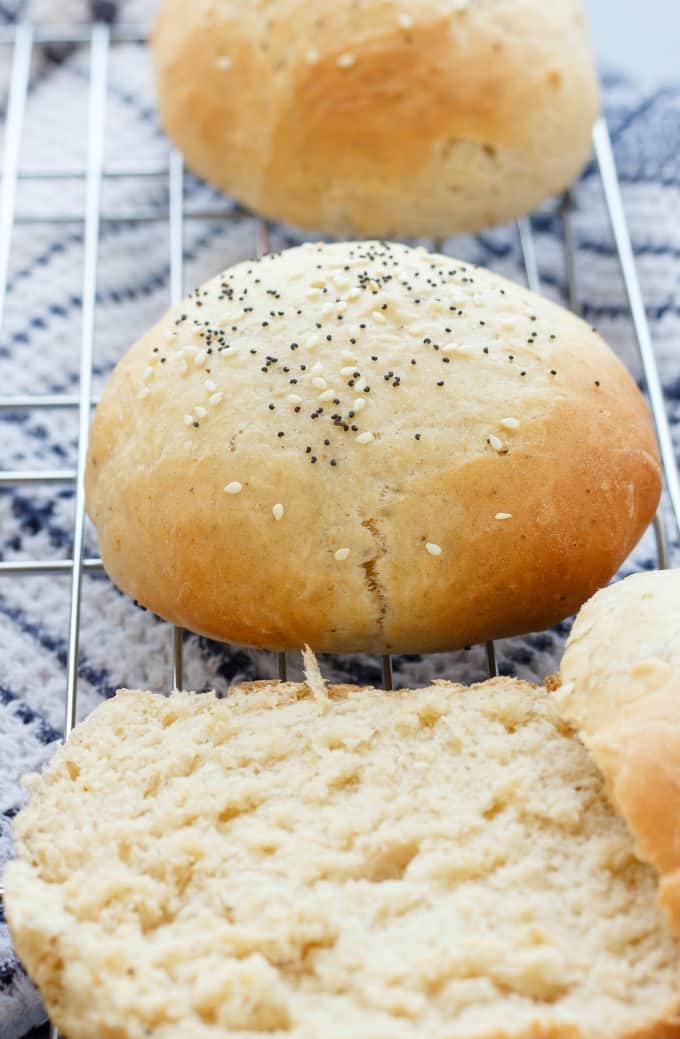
(0, 3, 679, 1036)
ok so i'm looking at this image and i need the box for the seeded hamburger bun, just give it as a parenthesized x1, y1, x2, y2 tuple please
(151, 0, 599, 236)
(85, 241, 660, 654)
(559, 569, 680, 941)
(5, 677, 680, 1039)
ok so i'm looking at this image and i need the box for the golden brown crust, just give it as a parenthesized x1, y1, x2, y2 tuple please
(151, 0, 599, 236)
(85, 242, 661, 654)
(559, 570, 680, 942)
(622, 1005, 680, 1039)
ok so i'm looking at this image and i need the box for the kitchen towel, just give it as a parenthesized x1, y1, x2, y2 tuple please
(1, 2, 680, 1036)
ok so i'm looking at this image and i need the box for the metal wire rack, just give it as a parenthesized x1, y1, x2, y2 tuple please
(0, 21, 678, 1038)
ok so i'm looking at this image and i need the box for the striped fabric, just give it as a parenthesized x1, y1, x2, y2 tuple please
(1, 3, 679, 1036)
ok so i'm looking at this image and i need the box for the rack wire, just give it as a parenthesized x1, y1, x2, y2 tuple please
(0, 21, 678, 1037)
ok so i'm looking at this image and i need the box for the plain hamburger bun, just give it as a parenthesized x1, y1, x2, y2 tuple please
(151, 0, 600, 236)
(559, 568, 680, 941)
(5, 670, 680, 1039)
(85, 241, 660, 654)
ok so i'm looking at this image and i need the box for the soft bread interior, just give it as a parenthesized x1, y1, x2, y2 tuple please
(5, 680, 680, 1039)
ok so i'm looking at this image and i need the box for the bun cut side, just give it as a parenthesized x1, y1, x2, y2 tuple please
(5, 680, 680, 1039)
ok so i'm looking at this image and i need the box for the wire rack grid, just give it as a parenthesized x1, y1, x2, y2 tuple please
(0, 21, 678, 1037)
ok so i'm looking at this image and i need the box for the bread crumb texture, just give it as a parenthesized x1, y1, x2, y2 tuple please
(5, 680, 680, 1039)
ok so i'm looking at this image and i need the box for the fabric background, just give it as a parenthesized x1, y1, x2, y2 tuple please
(0, 2, 679, 1036)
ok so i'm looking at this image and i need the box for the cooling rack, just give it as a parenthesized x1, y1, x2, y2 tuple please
(0, 21, 678, 1039)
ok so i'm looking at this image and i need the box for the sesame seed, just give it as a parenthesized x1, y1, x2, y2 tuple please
(305, 47, 319, 64)
(143, 366, 154, 381)
(442, 343, 471, 357)
(194, 350, 207, 366)
(205, 379, 217, 392)
(353, 397, 366, 412)
(488, 434, 504, 452)
(398, 13, 414, 29)
(334, 547, 351, 561)
(319, 389, 335, 402)
(500, 417, 520, 430)
(312, 376, 328, 390)
(287, 393, 303, 404)
(426, 543, 442, 557)
(216, 55, 233, 70)
(183, 414, 194, 426)
(495, 512, 512, 520)
(273, 503, 285, 521)
(372, 311, 387, 324)
(306, 334, 321, 349)
(193, 406, 208, 419)
(356, 431, 375, 445)
(225, 482, 243, 495)
(340, 366, 356, 376)
(354, 377, 366, 392)
(337, 52, 355, 68)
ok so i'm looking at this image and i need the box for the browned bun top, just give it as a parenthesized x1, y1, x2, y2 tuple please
(85, 241, 660, 653)
(560, 569, 680, 941)
(152, 0, 599, 236)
